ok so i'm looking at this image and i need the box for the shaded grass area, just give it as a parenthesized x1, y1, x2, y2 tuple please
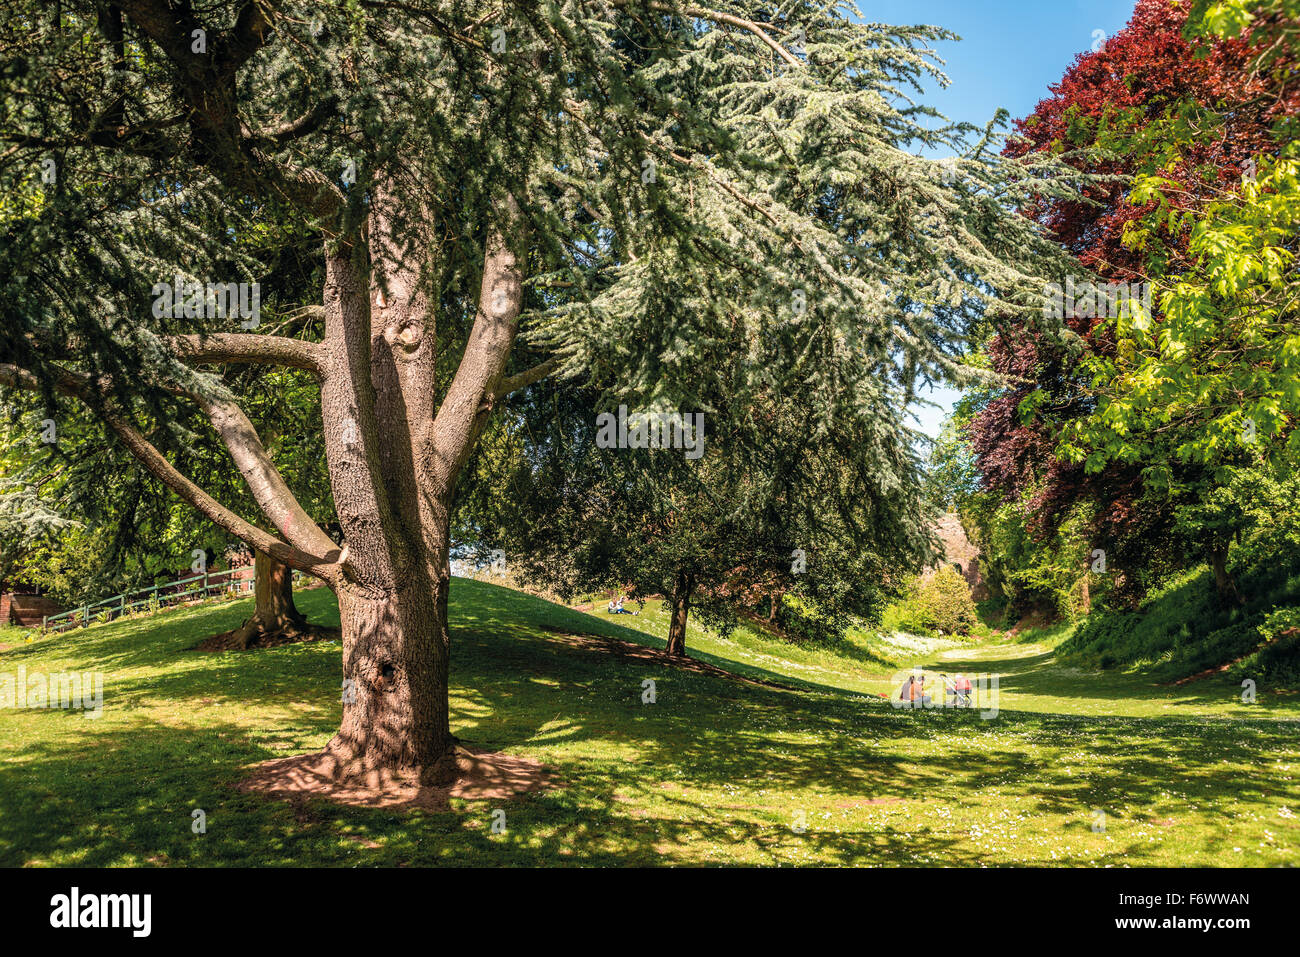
(573, 598, 908, 697)
(1, 579, 1298, 866)
(583, 596, 1298, 720)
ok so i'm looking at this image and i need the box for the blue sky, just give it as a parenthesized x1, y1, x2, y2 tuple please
(869, 0, 1140, 438)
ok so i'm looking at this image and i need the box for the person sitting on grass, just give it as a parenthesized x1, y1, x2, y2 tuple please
(913, 674, 931, 708)
(899, 672, 930, 709)
(609, 596, 637, 615)
(953, 673, 973, 707)
(897, 674, 913, 706)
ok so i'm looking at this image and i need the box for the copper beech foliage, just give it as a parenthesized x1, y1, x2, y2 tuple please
(967, 0, 1298, 591)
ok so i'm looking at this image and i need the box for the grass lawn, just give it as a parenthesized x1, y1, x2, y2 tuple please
(1, 578, 1297, 866)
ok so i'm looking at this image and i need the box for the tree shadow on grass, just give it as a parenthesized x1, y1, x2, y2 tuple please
(2, 577, 1295, 866)
(451, 578, 890, 700)
(448, 617, 1297, 864)
(1, 588, 342, 672)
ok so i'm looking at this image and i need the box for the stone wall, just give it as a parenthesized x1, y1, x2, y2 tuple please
(925, 512, 987, 600)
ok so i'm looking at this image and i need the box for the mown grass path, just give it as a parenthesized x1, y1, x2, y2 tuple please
(1, 579, 1296, 866)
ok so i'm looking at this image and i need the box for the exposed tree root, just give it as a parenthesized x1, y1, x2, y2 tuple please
(193, 617, 340, 651)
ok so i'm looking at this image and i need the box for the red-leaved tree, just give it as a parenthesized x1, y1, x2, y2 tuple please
(968, 0, 1298, 598)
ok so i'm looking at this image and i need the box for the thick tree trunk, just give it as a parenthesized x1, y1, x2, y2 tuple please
(665, 571, 694, 658)
(298, 192, 523, 787)
(253, 550, 305, 629)
(322, 567, 455, 784)
(1209, 542, 1243, 606)
(199, 551, 324, 650)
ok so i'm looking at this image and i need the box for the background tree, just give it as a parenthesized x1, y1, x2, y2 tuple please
(926, 394, 1101, 622)
(1058, 2, 1299, 603)
(967, 0, 1298, 603)
(462, 382, 928, 658)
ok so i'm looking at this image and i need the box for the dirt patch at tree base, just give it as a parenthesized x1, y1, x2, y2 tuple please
(237, 745, 558, 812)
(192, 623, 341, 652)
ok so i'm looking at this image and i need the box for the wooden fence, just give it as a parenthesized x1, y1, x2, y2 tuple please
(40, 565, 305, 634)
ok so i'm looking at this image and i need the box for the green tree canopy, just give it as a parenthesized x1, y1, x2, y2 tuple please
(0, 1, 1074, 785)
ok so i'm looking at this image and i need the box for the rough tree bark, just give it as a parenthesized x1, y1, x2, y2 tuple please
(253, 552, 303, 630)
(308, 187, 527, 785)
(665, 571, 695, 658)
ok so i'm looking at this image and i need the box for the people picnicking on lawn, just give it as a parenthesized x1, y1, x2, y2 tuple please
(896, 671, 974, 708)
(607, 595, 637, 615)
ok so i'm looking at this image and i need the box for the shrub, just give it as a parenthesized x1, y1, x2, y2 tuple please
(887, 566, 980, 638)
(918, 566, 979, 635)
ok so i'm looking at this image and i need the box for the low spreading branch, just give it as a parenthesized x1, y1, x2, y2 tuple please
(495, 358, 560, 401)
(0, 362, 344, 582)
(163, 333, 327, 375)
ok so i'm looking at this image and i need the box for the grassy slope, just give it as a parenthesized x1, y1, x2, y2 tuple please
(1059, 548, 1300, 683)
(1, 579, 1297, 867)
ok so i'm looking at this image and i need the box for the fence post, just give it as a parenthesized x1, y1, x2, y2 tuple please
(42, 615, 47, 633)
(82, 603, 89, 627)
(119, 593, 126, 618)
